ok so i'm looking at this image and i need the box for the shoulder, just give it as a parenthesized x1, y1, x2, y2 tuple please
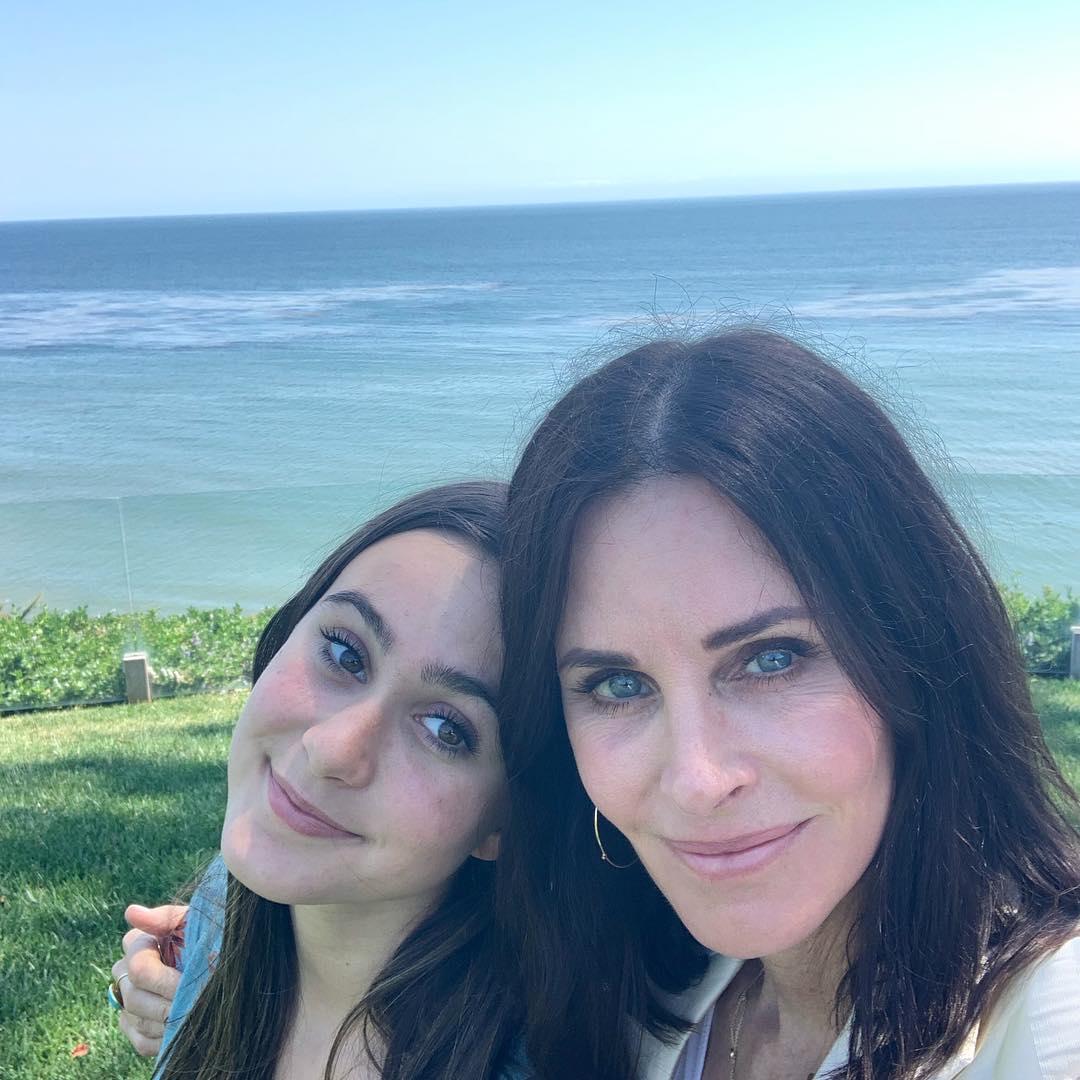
(156, 857, 228, 1067)
(192, 853, 228, 910)
(636, 954, 742, 1080)
(970, 933, 1080, 1079)
(178, 855, 227, 969)
(189, 856, 228, 918)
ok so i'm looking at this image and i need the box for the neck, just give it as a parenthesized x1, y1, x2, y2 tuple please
(290, 891, 437, 1024)
(752, 899, 854, 1050)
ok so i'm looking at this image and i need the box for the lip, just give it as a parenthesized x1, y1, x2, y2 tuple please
(267, 766, 362, 840)
(665, 819, 811, 879)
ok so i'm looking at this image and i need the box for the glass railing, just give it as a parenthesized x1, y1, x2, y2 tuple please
(2, 471, 1077, 712)
(0, 478, 471, 711)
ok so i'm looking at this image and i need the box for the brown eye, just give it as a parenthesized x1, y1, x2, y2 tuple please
(418, 713, 475, 756)
(323, 634, 369, 681)
(437, 721, 463, 746)
(338, 647, 364, 674)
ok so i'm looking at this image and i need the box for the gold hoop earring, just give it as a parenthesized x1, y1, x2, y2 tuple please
(593, 806, 638, 869)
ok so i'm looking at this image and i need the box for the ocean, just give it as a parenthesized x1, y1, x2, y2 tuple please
(1, 183, 1077, 614)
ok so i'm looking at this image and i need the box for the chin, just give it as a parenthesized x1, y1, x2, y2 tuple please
(220, 818, 299, 904)
(689, 911, 830, 959)
(666, 882, 841, 960)
(224, 853, 329, 906)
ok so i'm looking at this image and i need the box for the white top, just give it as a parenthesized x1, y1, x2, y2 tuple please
(656, 935, 1080, 1080)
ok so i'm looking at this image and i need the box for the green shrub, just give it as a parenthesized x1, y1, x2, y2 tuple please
(1000, 585, 1079, 674)
(0, 605, 274, 710)
(2, 583, 1076, 711)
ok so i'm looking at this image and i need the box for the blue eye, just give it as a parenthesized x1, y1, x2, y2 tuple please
(595, 673, 646, 700)
(746, 648, 794, 675)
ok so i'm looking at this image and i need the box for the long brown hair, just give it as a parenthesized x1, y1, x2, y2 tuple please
(495, 330, 1080, 1080)
(158, 481, 523, 1080)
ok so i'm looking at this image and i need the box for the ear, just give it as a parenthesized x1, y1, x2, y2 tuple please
(470, 829, 501, 862)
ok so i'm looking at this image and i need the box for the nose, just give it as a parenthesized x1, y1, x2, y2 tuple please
(301, 696, 388, 788)
(659, 690, 756, 816)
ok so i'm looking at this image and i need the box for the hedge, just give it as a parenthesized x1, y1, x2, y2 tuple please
(1, 586, 1075, 711)
(0, 605, 273, 710)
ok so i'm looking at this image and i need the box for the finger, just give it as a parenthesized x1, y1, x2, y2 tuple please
(118, 1011, 161, 1058)
(122, 926, 159, 953)
(118, 980, 173, 1025)
(128, 941, 181, 999)
(110, 956, 171, 1024)
(124, 903, 189, 937)
(129, 1012, 165, 1040)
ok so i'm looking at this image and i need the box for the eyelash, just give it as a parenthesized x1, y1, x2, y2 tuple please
(418, 709, 478, 759)
(570, 668, 648, 715)
(319, 626, 368, 681)
(570, 637, 824, 713)
(317, 627, 478, 759)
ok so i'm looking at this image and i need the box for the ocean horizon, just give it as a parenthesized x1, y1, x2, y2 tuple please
(2, 182, 1077, 613)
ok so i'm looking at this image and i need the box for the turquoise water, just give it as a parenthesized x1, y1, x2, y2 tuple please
(1, 184, 1077, 612)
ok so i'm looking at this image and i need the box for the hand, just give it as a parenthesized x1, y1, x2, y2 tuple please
(112, 903, 188, 1057)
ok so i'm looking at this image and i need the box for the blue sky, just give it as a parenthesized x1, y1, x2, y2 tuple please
(3, 0, 1078, 220)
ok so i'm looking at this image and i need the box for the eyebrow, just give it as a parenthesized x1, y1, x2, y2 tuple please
(320, 590, 395, 653)
(421, 662, 498, 712)
(557, 605, 812, 672)
(557, 648, 638, 672)
(701, 605, 812, 651)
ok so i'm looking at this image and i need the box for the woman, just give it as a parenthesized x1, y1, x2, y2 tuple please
(119, 330, 1080, 1078)
(117, 481, 526, 1080)
(495, 329, 1080, 1079)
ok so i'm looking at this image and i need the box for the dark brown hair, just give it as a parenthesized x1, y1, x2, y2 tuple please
(158, 480, 523, 1080)
(496, 330, 1080, 1080)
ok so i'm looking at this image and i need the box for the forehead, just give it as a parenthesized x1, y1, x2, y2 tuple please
(560, 475, 799, 639)
(328, 529, 502, 667)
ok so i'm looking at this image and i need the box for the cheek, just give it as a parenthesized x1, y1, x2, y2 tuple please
(775, 690, 893, 882)
(384, 764, 504, 853)
(564, 713, 646, 823)
(236, 657, 314, 738)
(792, 695, 893, 806)
(752, 671, 884, 784)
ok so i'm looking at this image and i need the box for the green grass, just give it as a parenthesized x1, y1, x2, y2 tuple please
(1, 681, 1079, 1079)
(0, 693, 239, 1080)
(1033, 677, 1080, 798)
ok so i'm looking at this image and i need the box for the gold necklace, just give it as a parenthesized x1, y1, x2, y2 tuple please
(727, 968, 762, 1080)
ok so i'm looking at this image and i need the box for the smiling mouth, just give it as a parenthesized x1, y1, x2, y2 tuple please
(664, 819, 811, 878)
(267, 766, 364, 840)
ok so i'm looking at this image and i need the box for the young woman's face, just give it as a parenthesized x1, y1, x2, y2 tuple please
(557, 475, 893, 958)
(222, 529, 506, 909)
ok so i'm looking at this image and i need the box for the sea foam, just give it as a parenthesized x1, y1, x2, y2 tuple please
(0, 281, 502, 349)
(794, 266, 1080, 319)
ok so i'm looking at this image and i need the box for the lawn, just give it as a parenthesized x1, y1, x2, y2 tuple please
(1, 680, 1078, 1079)
(0, 693, 238, 1080)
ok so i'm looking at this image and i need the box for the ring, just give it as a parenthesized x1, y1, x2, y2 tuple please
(107, 976, 126, 1011)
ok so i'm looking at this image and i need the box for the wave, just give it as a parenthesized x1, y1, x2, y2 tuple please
(0, 282, 502, 349)
(794, 266, 1080, 319)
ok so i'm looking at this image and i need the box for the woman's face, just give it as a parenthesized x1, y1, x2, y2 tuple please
(222, 529, 506, 909)
(557, 476, 893, 958)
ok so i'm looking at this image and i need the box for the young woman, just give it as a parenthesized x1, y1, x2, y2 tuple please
(114, 481, 527, 1080)
(496, 329, 1080, 1079)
